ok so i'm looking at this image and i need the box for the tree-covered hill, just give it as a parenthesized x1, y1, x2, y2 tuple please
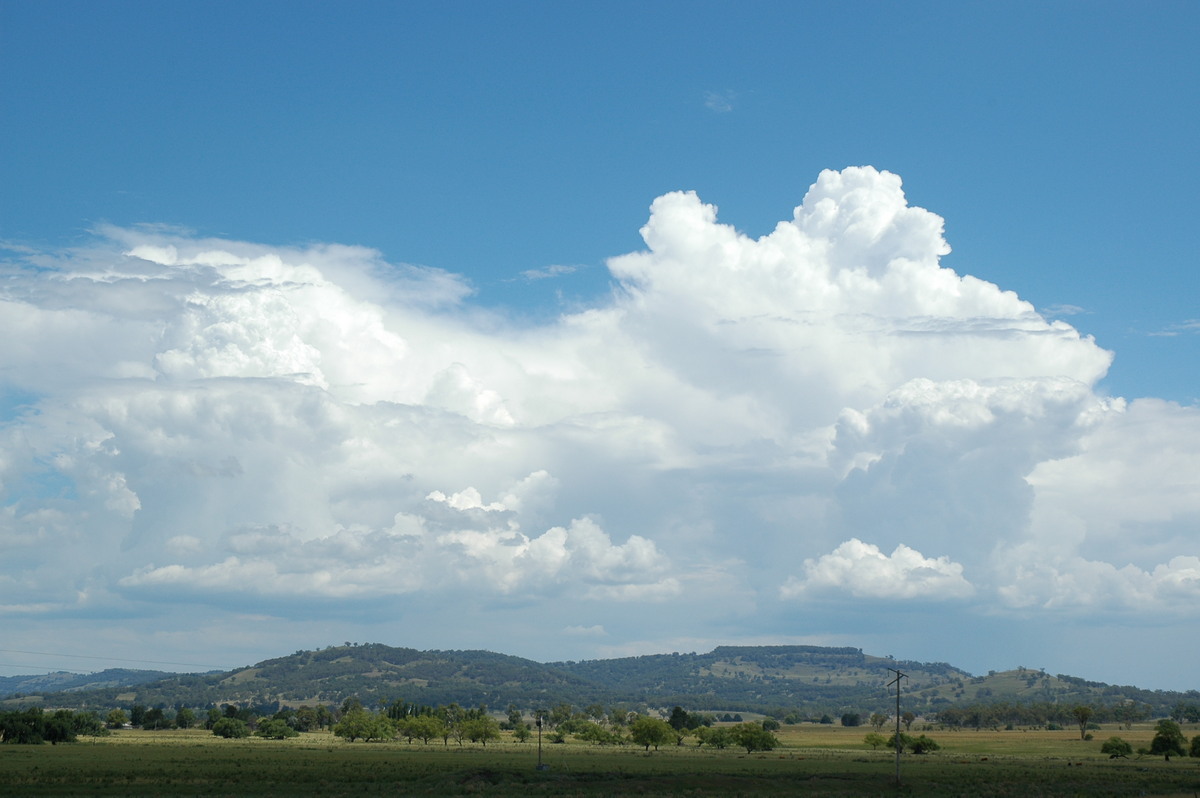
(0, 668, 174, 698)
(4, 643, 1196, 721)
(548, 645, 969, 715)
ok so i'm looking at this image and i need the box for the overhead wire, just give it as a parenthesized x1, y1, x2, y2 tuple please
(0, 648, 218, 671)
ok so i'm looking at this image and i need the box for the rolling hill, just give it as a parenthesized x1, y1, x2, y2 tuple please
(3, 643, 1196, 720)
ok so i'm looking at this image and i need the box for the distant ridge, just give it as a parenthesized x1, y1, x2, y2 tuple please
(3, 644, 1196, 719)
(0, 668, 174, 697)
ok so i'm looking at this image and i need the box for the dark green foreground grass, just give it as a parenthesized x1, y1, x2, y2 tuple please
(2, 735, 1198, 797)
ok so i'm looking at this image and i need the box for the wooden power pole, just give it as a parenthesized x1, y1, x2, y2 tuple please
(887, 668, 908, 785)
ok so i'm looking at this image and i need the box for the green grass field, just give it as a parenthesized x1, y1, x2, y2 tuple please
(2, 723, 1198, 796)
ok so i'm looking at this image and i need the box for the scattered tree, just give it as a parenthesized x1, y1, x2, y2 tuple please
(695, 726, 733, 749)
(105, 709, 128, 729)
(1070, 705, 1093, 741)
(841, 713, 861, 727)
(401, 714, 445, 745)
(334, 708, 393, 742)
(548, 702, 573, 729)
(629, 715, 674, 751)
(864, 732, 888, 750)
(461, 716, 501, 746)
(729, 722, 778, 753)
(1149, 719, 1187, 761)
(667, 706, 690, 731)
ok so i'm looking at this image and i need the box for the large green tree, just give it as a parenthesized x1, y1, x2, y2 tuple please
(461, 716, 501, 746)
(255, 719, 299, 739)
(400, 714, 445, 744)
(730, 722, 778, 753)
(211, 717, 249, 738)
(1149, 719, 1187, 761)
(333, 708, 393, 742)
(629, 716, 674, 751)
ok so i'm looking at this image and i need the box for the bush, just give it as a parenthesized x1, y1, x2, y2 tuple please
(254, 719, 298, 739)
(863, 732, 887, 750)
(1190, 735, 1200, 759)
(888, 732, 940, 754)
(908, 735, 940, 754)
(1100, 736, 1132, 758)
(212, 717, 249, 739)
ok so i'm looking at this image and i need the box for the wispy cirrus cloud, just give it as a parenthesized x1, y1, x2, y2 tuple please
(704, 89, 736, 113)
(519, 263, 578, 281)
(1148, 319, 1200, 337)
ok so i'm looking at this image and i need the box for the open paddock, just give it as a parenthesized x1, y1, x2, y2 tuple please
(1, 724, 1197, 796)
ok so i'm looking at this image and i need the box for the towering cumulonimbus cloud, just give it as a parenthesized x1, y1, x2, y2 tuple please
(0, 167, 1195, 663)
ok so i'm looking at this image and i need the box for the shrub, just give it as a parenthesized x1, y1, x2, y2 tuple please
(888, 732, 939, 754)
(212, 717, 249, 739)
(254, 719, 298, 739)
(863, 732, 887, 750)
(1100, 736, 1132, 758)
(908, 735, 941, 754)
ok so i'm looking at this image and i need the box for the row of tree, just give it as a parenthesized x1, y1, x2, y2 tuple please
(1100, 720, 1200, 761)
(0, 708, 105, 744)
(930, 701, 1153, 731)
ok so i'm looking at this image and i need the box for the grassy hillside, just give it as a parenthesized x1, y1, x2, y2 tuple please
(5, 643, 1196, 720)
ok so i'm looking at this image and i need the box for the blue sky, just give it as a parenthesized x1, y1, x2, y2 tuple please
(1, 1, 1198, 691)
(6, 0, 1198, 400)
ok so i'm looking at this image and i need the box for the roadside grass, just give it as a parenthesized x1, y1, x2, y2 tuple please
(1, 724, 1197, 796)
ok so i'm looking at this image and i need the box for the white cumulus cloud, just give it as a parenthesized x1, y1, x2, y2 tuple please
(1, 166, 1196, 676)
(781, 538, 973, 600)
